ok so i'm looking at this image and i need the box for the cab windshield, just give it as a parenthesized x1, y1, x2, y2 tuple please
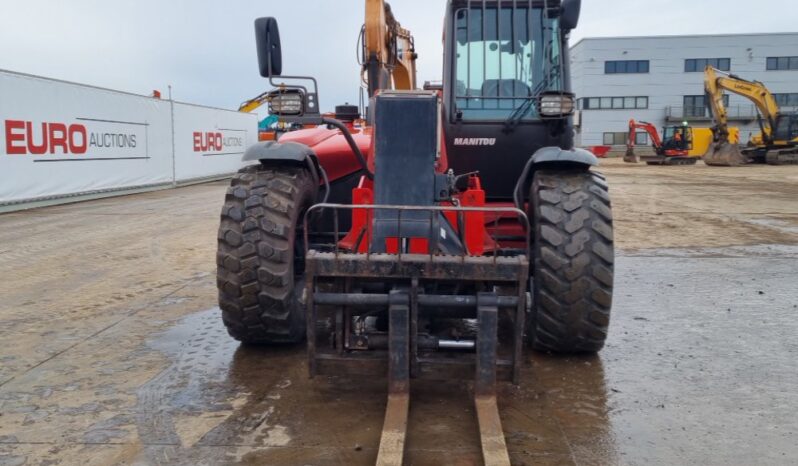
(663, 127, 689, 141)
(454, 4, 562, 121)
(774, 114, 798, 141)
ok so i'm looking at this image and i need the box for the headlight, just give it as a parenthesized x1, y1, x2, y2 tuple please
(538, 92, 576, 118)
(269, 92, 303, 115)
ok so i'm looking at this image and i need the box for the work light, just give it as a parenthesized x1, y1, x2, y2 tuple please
(269, 91, 304, 115)
(538, 92, 576, 118)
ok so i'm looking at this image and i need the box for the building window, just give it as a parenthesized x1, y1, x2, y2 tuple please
(766, 57, 798, 71)
(579, 96, 648, 110)
(635, 132, 648, 145)
(685, 58, 730, 72)
(684, 95, 729, 117)
(774, 93, 798, 107)
(603, 132, 628, 145)
(605, 60, 649, 74)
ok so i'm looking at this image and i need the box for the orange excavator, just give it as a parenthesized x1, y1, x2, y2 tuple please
(624, 119, 721, 166)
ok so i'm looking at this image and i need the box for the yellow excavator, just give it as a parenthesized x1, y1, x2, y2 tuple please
(238, 91, 271, 114)
(362, 0, 417, 97)
(703, 66, 798, 166)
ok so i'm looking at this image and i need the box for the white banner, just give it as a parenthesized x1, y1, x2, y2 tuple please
(0, 70, 258, 207)
(173, 102, 255, 182)
(0, 71, 173, 203)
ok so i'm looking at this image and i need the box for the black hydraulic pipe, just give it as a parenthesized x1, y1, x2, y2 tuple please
(321, 117, 374, 180)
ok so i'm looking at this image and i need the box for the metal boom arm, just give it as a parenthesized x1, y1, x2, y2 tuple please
(705, 65, 781, 144)
(627, 119, 663, 152)
(363, 0, 418, 97)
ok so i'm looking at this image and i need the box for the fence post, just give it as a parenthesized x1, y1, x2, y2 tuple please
(169, 85, 177, 187)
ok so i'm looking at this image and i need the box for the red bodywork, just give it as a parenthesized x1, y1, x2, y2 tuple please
(279, 119, 525, 255)
(586, 145, 611, 158)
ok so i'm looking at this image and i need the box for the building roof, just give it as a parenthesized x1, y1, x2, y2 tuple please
(571, 32, 798, 50)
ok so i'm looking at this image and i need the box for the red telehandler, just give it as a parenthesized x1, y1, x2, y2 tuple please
(217, 1, 613, 463)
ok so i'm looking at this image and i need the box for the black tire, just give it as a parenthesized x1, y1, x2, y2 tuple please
(526, 169, 614, 353)
(217, 164, 315, 344)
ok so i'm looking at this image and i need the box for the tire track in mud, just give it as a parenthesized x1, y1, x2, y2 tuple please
(132, 309, 298, 465)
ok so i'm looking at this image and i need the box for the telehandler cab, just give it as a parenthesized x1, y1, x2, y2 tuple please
(216, 1, 613, 463)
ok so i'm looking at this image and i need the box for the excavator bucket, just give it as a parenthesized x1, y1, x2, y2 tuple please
(623, 147, 640, 164)
(703, 142, 748, 166)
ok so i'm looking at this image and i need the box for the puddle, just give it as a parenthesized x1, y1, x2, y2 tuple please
(621, 243, 798, 258)
(745, 217, 798, 234)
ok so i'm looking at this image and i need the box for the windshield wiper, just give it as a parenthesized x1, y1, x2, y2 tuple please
(503, 67, 560, 132)
(503, 98, 536, 133)
(503, 33, 561, 133)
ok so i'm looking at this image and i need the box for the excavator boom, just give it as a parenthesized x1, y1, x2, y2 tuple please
(238, 91, 271, 113)
(363, 0, 418, 97)
(703, 66, 798, 166)
(624, 120, 661, 163)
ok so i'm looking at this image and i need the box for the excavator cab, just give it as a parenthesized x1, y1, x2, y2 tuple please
(662, 125, 693, 152)
(773, 113, 798, 144)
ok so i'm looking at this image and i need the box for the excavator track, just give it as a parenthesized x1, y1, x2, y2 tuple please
(766, 148, 798, 165)
(642, 156, 698, 166)
(663, 157, 699, 166)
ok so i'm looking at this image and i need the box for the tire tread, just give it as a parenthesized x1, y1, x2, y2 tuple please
(527, 170, 614, 353)
(217, 164, 314, 344)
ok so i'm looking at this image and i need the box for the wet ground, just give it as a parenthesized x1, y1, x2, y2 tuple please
(1, 159, 797, 465)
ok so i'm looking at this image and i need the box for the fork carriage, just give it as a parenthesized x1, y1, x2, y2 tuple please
(303, 203, 530, 465)
(304, 203, 530, 384)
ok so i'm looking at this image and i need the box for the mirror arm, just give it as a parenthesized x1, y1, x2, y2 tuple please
(269, 75, 312, 97)
(268, 75, 320, 115)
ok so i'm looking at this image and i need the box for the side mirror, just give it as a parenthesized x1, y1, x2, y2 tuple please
(255, 17, 282, 77)
(560, 0, 581, 31)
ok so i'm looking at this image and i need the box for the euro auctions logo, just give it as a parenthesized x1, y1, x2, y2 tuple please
(3, 118, 145, 161)
(192, 130, 244, 156)
(5, 120, 90, 154)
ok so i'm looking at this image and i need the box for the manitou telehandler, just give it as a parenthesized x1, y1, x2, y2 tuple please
(216, 1, 613, 463)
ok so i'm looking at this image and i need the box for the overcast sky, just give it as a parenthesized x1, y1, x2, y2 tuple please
(1, 0, 795, 114)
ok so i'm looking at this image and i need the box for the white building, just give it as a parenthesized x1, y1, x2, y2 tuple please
(570, 33, 798, 147)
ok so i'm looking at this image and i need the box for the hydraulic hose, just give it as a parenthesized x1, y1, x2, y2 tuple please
(317, 161, 331, 204)
(513, 155, 535, 211)
(321, 117, 374, 180)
